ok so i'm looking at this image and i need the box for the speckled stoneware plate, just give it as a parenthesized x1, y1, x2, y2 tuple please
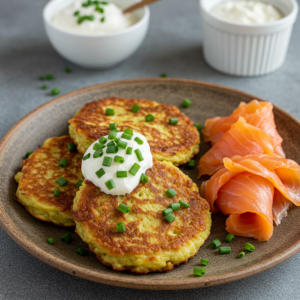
(0, 79, 300, 290)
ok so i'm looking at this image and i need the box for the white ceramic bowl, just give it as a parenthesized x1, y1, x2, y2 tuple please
(43, 0, 150, 69)
(200, 0, 298, 76)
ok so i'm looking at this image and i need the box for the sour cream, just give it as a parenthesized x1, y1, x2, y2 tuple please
(52, 1, 137, 34)
(82, 132, 153, 196)
(211, 1, 283, 25)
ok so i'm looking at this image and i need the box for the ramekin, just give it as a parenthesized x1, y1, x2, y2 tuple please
(200, 0, 298, 76)
(43, 0, 150, 69)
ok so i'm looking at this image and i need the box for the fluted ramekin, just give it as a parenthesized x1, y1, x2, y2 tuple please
(200, 0, 298, 76)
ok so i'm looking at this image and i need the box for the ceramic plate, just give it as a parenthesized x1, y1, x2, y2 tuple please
(0, 79, 300, 290)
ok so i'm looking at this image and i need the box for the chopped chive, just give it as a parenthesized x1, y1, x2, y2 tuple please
(169, 118, 178, 125)
(76, 248, 86, 256)
(116, 222, 126, 233)
(99, 137, 107, 144)
(129, 163, 140, 176)
(39, 76, 44, 80)
(106, 108, 114, 115)
(210, 239, 221, 249)
(201, 259, 209, 266)
(245, 242, 255, 252)
(114, 155, 124, 164)
(95, 6, 104, 13)
(132, 104, 141, 113)
(76, 180, 83, 188)
(134, 137, 144, 145)
(54, 189, 60, 197)
(193, 266, 205, 277)
(179, 200, 190, 208)
(165, 213, 175, 223)
(160, 73, 167, 78)
(140, 173, 149, 184)
(162, 208, 172, 216)
(105, 179, 116, 190)
(100, 16, 105, 22)
(86, 15, 94, 21)
(187, 160, 195, 169)
(219, 246, 231, 254)
(238, 251, 245, 258)
(47, 238, 54, 245)
(134, 149, 144, 162)
(225, 233, 235, 243)
(95, 168, 105, 178)
(108, 130, 117, 140)
(182, 98, 192, 108)
(109, 123, 117, 130)
(145, 114, 155, 122)
(46, 74, 54, 80)
(118, 203, 130, 214)
(61, 233, 72, 244)
(103, 156, 112, 167)
(74, 10, 80, 16)
(117, 140, 127, 149)
(166, 188, 176, 198)
(124, 128, 133, 135)
(101, 1, 108, 4)
(93, 150, 103, 158)
(56, 177, 68, 187)
(121, 133, 132, 140)
(25, 151, 33, 158)
(126, 147, 133, 155)
(93, 143, 105, 150)
(106, 146, 118, 154)
(51, 88, 60, 96)
(117, 171, 127, 178)
(194, 124, 202, 132)
(65, 67, 71, 73)
(42, 84, 48, 90)
(107, 141, 115, 147)
(68, 143, 77, 152)
(83, 153, 91, 160)
(169, 203, 180, 211)
(58, 158, 68, 167)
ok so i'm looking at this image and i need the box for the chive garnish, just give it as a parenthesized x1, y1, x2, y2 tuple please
(160, 73, 167, 78)
(58, 158, 68, 167)
(54, 189, 60, 197)
(121, 133, 132, 140)
(105, 179, 116, 190)
(106, 146, 118, 154)
(76, 248, 86, 256)
(42, 84, 48, 90)
(238, 251, 245, 258)
(46, 74, 54, 80)
(245, 242, 255, 252)
(25, 151, 33, 158)
(118, 203, 130, 214)
(47, 238, 54, 245)
(103, 157, 112, 167)
(56, 177, 68, 187)
(134, 149, 144, 162)
(126, 147, 133, 155)
(162, 208, 172, 216)
(187, 160, 195, 169)
(210, 239, 221, 249)
(225, 233, 235, 243)
(129, 163, 140, 176)
(169, 203, 180, 211)
(117, 171, 127, 178)
(74, 11, 80, 16)
(194, 124, 202, 131)
(132, 104, 141, 113)
(107, 141, 115, 147)
(52, 88, 60, 95)
(145, 114, 155, 122)
(99, 137, 107, 144)
(101, 1, 108, 4)
(140, 173, 149, 184)
(179, 200, 190, 208)
(106, 108, 114, 115)
(169, 118, 178, 125)
(61, 233, 72, 244)
(76, 180, 83, 188)
(134, 137, 144, 145)
(39, 76, 44, 80)
(95, 168, 105, 178)
(201, 259, 209, 266)
(117, 140, 127, 149)
(182, 98, 192, 108)
(108, 130, 117, 140)
(109, 123, 117, 130)
(95, 6, 104, 13)
(164, 213, 175, 223)
(219, 246, 231, 254)
(124, 128, 133, 135)
(93, 150, 103, 158)
(114, 155, 124, 164)
(116, 222, 126, 233)
(101, 17, 105, 22)
(93, 143, 105, 150)
(83, 153, 91, 160)
(68, 143, 77, 152)
(166, 188, 176, 198)
(65, 67, 71, 73)
(193, 266, 205, 277)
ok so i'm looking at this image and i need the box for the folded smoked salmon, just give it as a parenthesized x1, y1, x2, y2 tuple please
(201, 154, 300, 241)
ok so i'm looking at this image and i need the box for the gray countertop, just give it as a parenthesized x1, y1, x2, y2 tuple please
(0, 0, 300, 299)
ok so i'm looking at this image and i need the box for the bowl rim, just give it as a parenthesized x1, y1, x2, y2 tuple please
(1, 78, 300, 290)
(43, 0, 150, 38)
(200, 0, 299, 29)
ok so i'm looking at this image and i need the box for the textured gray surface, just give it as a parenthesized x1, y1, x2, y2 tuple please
(0, 0, 299, 299)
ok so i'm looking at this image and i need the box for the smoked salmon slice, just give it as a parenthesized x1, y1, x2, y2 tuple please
(201, 154, 300, 241)
(197, 117, 278, 177)
(202, 100, 285, 158)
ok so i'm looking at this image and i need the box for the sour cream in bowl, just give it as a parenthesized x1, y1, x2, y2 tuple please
(43, 0, 150, 69)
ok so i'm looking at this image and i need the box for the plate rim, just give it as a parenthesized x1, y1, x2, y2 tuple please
(1, 78, 300, 290)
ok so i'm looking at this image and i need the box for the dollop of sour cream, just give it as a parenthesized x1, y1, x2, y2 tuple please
(52, 1, 137, 34)
(211, 1, 283, 25)
(82, 132, 153, 196)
